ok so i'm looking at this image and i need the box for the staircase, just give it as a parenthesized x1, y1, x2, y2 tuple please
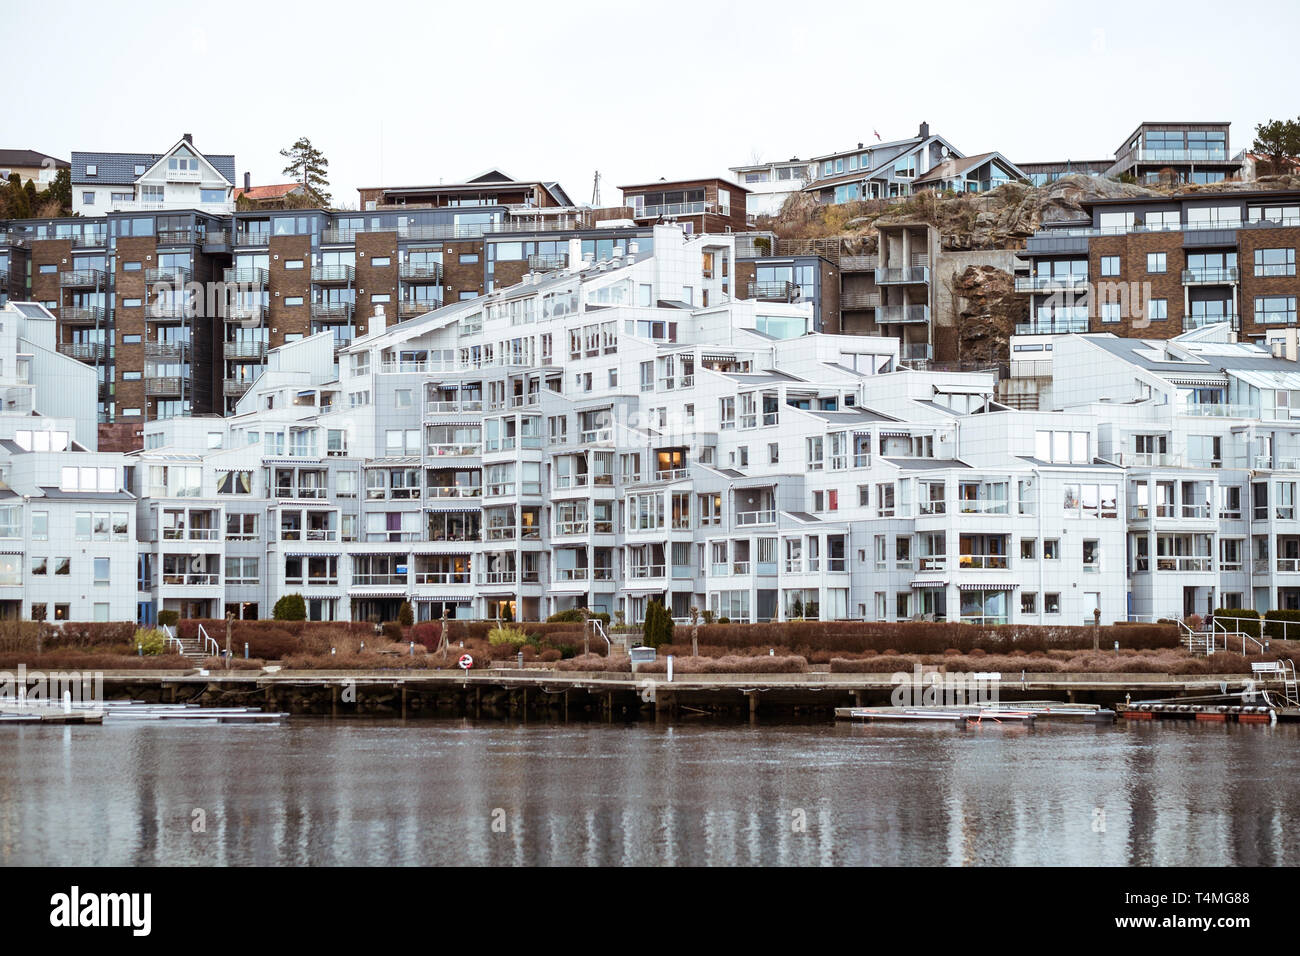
(163, 625, 216, 664)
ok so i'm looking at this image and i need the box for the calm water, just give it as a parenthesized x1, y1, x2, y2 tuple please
(1, 718, 1296, 866)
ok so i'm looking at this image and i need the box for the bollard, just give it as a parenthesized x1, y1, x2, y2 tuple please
(769, 648, 774, 656)
(331, 647, 336, 656)
(244, 642, 249, 659)
(517, 651, 524, 668)
(409, 641, 415, 657)
(667, 654, 674, 682)
(360, 641, 365, 652)
(1114, 640, 1120, 657)
(63, 690, 71, 714)
(137, 642, 143, 657)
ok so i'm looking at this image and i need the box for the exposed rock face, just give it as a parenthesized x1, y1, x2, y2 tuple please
(949, 265, 1028, 365)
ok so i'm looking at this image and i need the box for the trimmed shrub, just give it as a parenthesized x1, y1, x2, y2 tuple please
(409, 621, 442, 651)
(547, 608, 587, 623)
(538, 648, 562, 663)
(1264, 609, 1300, 641)
(1214, 608, 1261, 639)
(488, 625, 528, 647)
(381, 621, 404, 643)
(133, 628, 168, 655)
(398, 602, 414, 627)
(157, 610, 180, 628)
(273, 594, 307, 621)
(642, 600, 674, 648)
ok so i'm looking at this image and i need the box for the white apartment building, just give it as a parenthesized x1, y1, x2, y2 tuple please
(729, 159, 816, 218)
(0, 302, 137, 622)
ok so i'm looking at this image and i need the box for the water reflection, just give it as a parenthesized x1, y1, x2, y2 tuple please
(1, 719, 1296, 865)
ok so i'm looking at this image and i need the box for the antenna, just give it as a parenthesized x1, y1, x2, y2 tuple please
(591, 169, 601, 207)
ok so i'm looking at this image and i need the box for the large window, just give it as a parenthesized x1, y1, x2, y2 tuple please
(1255, 248, 1296, 277)
(1256, 296, 1298, 325)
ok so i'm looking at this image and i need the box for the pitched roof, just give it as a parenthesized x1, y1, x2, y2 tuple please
(71, 145, 236, 185)
(234, 183, 305, 201)
(0, 149, 68, 169)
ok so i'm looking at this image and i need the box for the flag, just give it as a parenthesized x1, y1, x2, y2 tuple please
(873, 130, 881, 141)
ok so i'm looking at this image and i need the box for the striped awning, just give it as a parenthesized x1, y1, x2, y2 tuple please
(910, 579, 947, 588)
(427, 420, 480, 427)
(0, 549, 23, 555)
(701, 354, 736, 363)
(423, 505, 481, 513)
(284, 551, 341, 558)
(413, 596, 473, 604)
(957, 582, 1018, 590)
(348, 587, 408, 595)
(880, 429, 913, 438)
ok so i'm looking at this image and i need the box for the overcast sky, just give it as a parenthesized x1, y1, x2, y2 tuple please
(5, 0, 1298, 208)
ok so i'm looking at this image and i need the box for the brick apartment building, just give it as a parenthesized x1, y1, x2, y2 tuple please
(1017, 189, 1299, 340)
(620, 177, 749, 235)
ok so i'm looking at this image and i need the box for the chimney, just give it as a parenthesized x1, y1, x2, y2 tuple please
(1288, 327, 1299, 362)
(371, 304, 386, 336)
(1271, 339, 1285, 359)
(183, 133, 193, 144)
(243, 172, 251, 192)
(919, 121, 930, 139)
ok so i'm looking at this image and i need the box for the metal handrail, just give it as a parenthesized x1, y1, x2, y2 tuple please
(198, 623, 220, 659)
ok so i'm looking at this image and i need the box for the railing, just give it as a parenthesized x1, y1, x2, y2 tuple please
(224, 379, 252, 395)
(57, 342, 105, 361)
(224, 341, 268, 360)
(311, 302, 354, 320)
(839, 255, 877, 272)
(628, 565, 666, 579)
(747, 280, 797, 301)
(274, 486, 328, 499)
(1278, 559, 1300, 573)
(1180, 503, 1212, 519)
(918, 557, 947, 572)
(414, 572, 472, 585)
(554, 521, 589, 536)
(160, 573, 220, 586)
(957, 501, 1009, 515)
(527, 254, 568, 272)
(876, 304, 931, 324)
(144, 376, 185, 397)
(223, 267, 268, 285)
(225, 303, 264, 322)
(199, 625, 220, 659)
(1181, 267, 1238, 284)
(875, 267, 929, 284)
(399, 262, 444, 282)
(580, 428, 613, 444)
(638, 201, 720, 218)
(425, 486, 481, 499)
(1115, 451, 1183, 467)
(312, 265, 355, 283)
(1154, 556, 1212, 572)
(735, 510, 776, 526)
(352, 574, 408, 586)
(1256, 456, 1300, 470)
(1135, 147, 1230, 163)
(145, 266, 191, 284)
(1015, 275, 1090, 292)
(156, 229, 199, 247)
(59, 269, 106, 288)
(1179, 404, 1253, 418)
(233, 231, 272, 247)
(957, 555, 1009, 569)
(1015, 318, 1089, 334)
(150, 300, 193, 320)
(1182, 314, 1237, 330)
(554, 568, 589, 582)
(426, 443, 481, 457)
(478, 571, 518, 585)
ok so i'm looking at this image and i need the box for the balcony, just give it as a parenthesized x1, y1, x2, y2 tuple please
(156, 229, 199, 247)
(1182, 267, 1238, 284)
(144, 376, 186, 397)
(59, 269, 105, 289)
(957, 554, 1009, 570)
(747, 280, 798, 301)
(145, 266, 191, 285)
(425, 400, 484, 415)
(150, 300, 193, 320)
(311, 302, 354, 321)
(59, 305, 106, 326)
(876, 304, 930, 324)
(226, 303, 264, 323)
(478, 571, 519, 585)
(637, 201, 718, 218)
(223, 267, 268, 286)
(628, 564, 667, 579)
(918, 556, 947, 572)
(735, 510, 776, 526)
(1153, 556, 1213, 572)
(425, 486, 482, 499)
(414, 571, 472, 586)
(399, 300, 439, 319)
(224, 341, 268, 360)
(1179, 404, 1253, 418)
(1278, 559, 1300, 574)
(527, 254, 568, 273)
(398, 262, 444, 283)
(426, 443, 482, 458)
(1135, 148, 1230, 163)
(1255, 456, 1300, 470)
(233, 231, 271, 247)
(144, 341, 191, 361)
(224, 379, 252, 397)
(352, 574, 408, 587)
(1015, 318, 1089, 334)
(840, 291, 879, 310)
(1015, 275, 1090, 292)
(312, 265, 355, 284)
(875, 266, 929, 284)
(57, 342, 105, 362)
(1183, 314, 1236, 331)
(554, 520, 589, 536)
(160, 573, 220, 587)
(839, 255, 877, 272)
(1116, 452, 1183, 468)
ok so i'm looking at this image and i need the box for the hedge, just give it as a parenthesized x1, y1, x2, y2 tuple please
(1214, 608, 1261, 639)
(1264, 609, 1300, 640)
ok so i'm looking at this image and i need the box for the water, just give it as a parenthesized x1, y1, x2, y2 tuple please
(1, 718, 1296, 866)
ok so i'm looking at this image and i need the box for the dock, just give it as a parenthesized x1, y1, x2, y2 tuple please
(835, 702, 1115, 725)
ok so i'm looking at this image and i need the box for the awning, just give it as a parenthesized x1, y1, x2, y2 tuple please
(0, 549, 23, 555)
(423, 505, 481, 513)
(880, 429, 913, 438)
(347, 550, 410, 556)
(348, 587, 408, 595)
(283, 551, 341, 558)
(957, 582, 1019, 590)
(426, 420, 479, 427)
(910, 580, 947, 588)
(413, 596, 473, 604)
(264, 458, 323, 465)
(701, 354, 736, 364)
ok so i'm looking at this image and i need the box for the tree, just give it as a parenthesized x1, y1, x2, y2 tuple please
(273, 593, 307, 621)
(280, 137, 331, 205)
(398, 601, 414, 627)
(642, 600, 674, 649)
(4, 174, 31, 220)
(1252, 117, 1300, 177)
(40, 166, 71, 214)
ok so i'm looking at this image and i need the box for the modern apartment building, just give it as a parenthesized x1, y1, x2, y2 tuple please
(1021, 121, 1243, 188)
(620, 178, 749, 235)
(1016, 188, 1299, 340)
(71, 134, 236, 215)
(0, 301, 138, 622)
(728, 159, 816, 218)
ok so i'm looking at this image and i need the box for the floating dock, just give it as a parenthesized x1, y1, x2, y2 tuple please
(1118, 700, 1281, 723)
(0, 698, 286, 725)
(835, 701, 1115, 725)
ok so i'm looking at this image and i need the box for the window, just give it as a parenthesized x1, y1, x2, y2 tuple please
(31, 556, 46, 576)
(31, 511, 48, 540)
(459, 254, 479, 264)
(1146, 253, 1166, 274)
(39, 264, 56, 274)
(1021, 592, 1037, 615)
(85, 164, 97, 176)
(1254, 248, 1295, 277)
(122, 334, 141, 344)
(133, 164, 145, 176)
(82, 192, 95, 205)
(371, 256, 391, 268)
(54, 604, 70, 621)
(123, 261, 142, 271)
(1034, 430, 1089, 464)
(201, 189, 225, 203)
(1101, 302, 1122, 324)
(1256, 296, 1297, 325)
(54, 557, 70, 576)
(1147, 298, 1168, 320)
(769, 443, 779, 464)
(1043, 539, 1060, 560)
(371, 293, 390, 304)
(216, 470, 252, 494)
(1044, 593, 1061, 615)
(93, 557, 110, 586)
(284, 296, 304, 307)
(60, 466, 117, 493)
(1020, 538, 1036, 560)
(1100, 256, 1120, 277)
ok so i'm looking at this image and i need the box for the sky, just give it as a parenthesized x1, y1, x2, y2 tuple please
(4, 0, 1298, 208)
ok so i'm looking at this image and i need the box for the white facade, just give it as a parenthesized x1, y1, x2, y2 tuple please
(72, 138, 234, 216)
(729, 160, 815, 218)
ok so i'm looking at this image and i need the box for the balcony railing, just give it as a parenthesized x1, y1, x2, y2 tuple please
(875, 266, 929, 284)
(399, 262, 444, 282)
(840, 291, 879, 310)
(478, 571, 519, 585)
(1015, 275, 1090, 292)
(144, 376, 185, 397)
(234, 231, 271, 247)
(352, 574, 408, 587)
(415, 572, 472, 585)
(226, 303, 264, 322)
(1182, 267, 1238, 284)
(839, 255, 877, 272)
(425, 400, 484, 415)
(150, 301, 193, 320)
(311, 302, 355, 320)
(224, 379, 252, 396)
(59, 269, 105, 288)
(957, 555, 1009, 569)
(876, 304, 930, 324)
(426, 486, 481, 499)
(527, 254, 568, 272)
(1154, 556, 1213, 572)
(628, 564, 667, 579)
(1015, 318, 1089, 334)
(426, 443, 481, 457)
(918, 556, 947, 572)
(554, 568, 589, 582)
(145, 266, 191, 285)
(1183, 314, 1237, 330)
(312, 265, 355, 284)
(1179, 404, 1253, 418)
(1116, 452, 1183, 467)
(638, 201, 720, 218)
(160, 573, 220, 587)
(223, 267, 268, 286)
(735, 510, 775, 526)
(747, 280, 797, 301)
(1135, 148, 1230, 163)
(224, 341, 268, 360)
(57, 342, 105, 362)
(144, 341, 191, 361)
(156, 229, 199, 247)
(1278, 559, 1300, 573)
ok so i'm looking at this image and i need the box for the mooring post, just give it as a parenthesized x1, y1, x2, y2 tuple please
(331, 684, 338, 718)
(853, 689, 864, 707)
(748, 690, 759, 722)
(401, 685, 408, 720)
(564, 689, 570, 722)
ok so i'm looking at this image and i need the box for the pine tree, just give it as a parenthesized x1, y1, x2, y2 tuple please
(5, 174, 31, 220)
(1252, 118, 1300, 177)
(280, 137, 332, 205)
